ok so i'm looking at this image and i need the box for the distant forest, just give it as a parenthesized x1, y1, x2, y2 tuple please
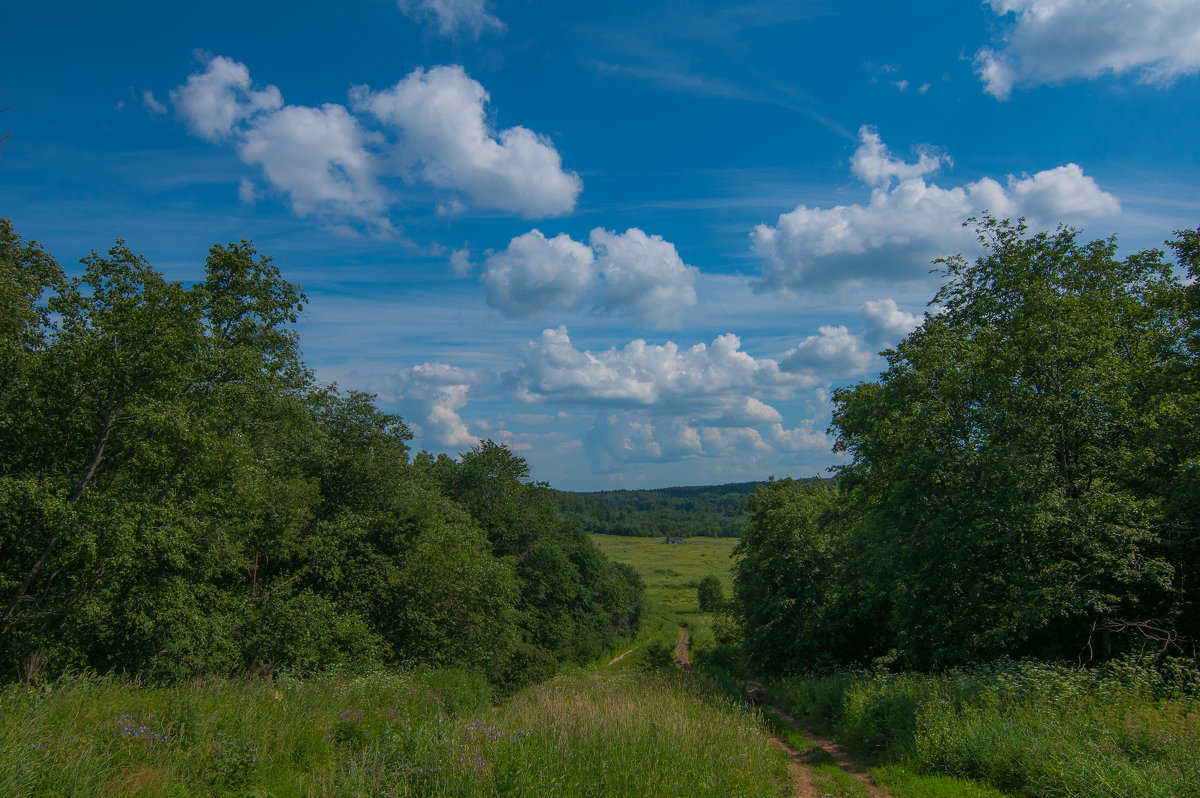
(554, 480, 820, 538)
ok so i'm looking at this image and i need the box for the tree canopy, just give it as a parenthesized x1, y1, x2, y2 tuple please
(0, 219, 642, 688)
(729, 218, 1200, 673)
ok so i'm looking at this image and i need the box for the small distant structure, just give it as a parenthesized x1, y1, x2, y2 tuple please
(664, 535, 686, 544)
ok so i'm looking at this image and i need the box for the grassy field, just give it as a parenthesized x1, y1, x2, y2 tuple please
(590, 533, 737, 653)
(0, 667, 791, 797)
(593, 533, 1200, 798)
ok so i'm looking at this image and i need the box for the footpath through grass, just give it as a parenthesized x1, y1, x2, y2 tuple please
(598, 531, 1200, 798)
(13, 529, 1195, 798)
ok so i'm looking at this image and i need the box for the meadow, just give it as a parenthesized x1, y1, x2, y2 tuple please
(591, 532, 1200, 798)
(0, 667, 790, 797)
(0, 536, 797, 797)
(589, 532, 737, 653)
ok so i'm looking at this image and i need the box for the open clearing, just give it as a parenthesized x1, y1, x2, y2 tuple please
(590, 533, 737, 638)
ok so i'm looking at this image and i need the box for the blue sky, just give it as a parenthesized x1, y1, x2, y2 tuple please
(4, 0, 1199, 490)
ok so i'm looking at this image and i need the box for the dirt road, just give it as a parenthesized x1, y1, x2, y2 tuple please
(673, 626, 692, 671)
(766, 706, 892, 798)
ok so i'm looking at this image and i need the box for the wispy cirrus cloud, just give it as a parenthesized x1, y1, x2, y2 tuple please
(396, 0, 505, 38)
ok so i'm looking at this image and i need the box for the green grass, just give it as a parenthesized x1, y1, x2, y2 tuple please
(760, 711, 830, 763)
(0, 532, 802, 797)
(870, 766, 1009, 798)
(770, 660, 1200, 798)
(0, 667, 793, 797)
(590, 533, 737, 652)
(811, 764, 867, 798)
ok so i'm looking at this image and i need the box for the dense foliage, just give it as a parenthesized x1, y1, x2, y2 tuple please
(729, 218, 1200, 673)
(0, 220, 641, 687)
(554, 482, 775, 538)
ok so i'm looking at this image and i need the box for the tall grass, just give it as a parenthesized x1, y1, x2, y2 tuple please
(770, 657, 1200, 798)
(1, 667, 790, 797)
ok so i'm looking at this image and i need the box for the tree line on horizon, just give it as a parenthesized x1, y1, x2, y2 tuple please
(726, 218, 1200, 674)
(553, 482, 782, 538)
(0, 219, 643, 689)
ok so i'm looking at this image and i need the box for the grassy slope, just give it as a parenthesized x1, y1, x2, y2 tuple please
(0, 668, 791, 797)
(15, 528, 1187, 798)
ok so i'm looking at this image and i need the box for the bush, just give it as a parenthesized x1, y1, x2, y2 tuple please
(697, 574, 725, 612)
(637, 641, 676, 670)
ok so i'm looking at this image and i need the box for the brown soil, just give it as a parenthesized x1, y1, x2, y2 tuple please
(607, 645, 639, 666)
(766, 707, 893, 798)
(769, 734, 820, 797)
(673, 626, 692, 671)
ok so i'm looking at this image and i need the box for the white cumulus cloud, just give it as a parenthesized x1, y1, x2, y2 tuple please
(483, 227, 698, 327)
(861, 298, 920, 346)
(590, 228, 699, 326)
(397, 0, 505, 38)
(170, 55, 282, 141)
(508, 326, 830, 469)
(751, 125, 1119, 292)
(585, 413, 827, 468)
(780, 325, 875, 378)
(399, 362, 480, 447)
(352, 66, 581, 218)
(483, 230, 598, 318)
(850, 127, 947, 186)
(975, 0, 1200, 100)
(511, 326, 806, 413)
(781, 299, 923, 380)
(1007, 163, 1122, 220)
(238, 103, 388, 224)
(173, 55, 386, 227)
(173, 56, 578, 228)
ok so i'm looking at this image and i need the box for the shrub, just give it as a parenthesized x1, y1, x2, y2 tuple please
(697, 574, 725, 612)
